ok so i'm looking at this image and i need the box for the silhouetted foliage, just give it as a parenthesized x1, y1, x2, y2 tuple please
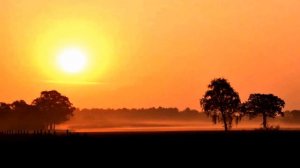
(0, 100, 44, 130)
(200, 78, 241, 131)
(11, 100, 37, 130)
(0, 102, 12, 129)
(0, 102, 10, 115)
(77, 107, 203, 120)
(0, 90, 75, 131)
(241, 94, 285, 129)
(32, 90, 75, 130)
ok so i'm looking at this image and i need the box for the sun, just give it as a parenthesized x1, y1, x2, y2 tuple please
(57, 48, 87, 74)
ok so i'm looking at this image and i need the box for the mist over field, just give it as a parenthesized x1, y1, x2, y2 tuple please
(58, 108, 300, 132)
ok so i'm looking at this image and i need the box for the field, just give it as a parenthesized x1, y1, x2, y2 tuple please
(1, 130, 300, 151)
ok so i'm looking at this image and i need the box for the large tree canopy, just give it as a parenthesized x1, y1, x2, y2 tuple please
(241, 94, 285, 129)
(200, 78, 241, 131)
(32, 90, 75, 130)
(0, 91, 75, 131)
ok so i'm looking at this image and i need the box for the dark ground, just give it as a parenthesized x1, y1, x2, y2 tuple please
(1, 131, 299, 163)
(1, 130, 300, 149)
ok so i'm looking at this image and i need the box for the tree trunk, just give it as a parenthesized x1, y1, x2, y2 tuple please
(262, 113, 267, 129)
(221, 111, 228, 131)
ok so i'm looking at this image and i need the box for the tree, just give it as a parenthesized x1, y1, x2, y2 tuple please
(32, 90, 75, 130)
(0, 102, 12, 130)
(0, 102, 11, 114)
(200, 78, 241, 131)
(9, 100, 44, 130)
(10, 100, 31, 129)
(241, 94, 285, 129)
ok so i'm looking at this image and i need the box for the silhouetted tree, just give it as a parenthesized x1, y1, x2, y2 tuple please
(10, 100, 31, 129)
(241, 94, 285, 129)
(0, 102, 12, 130)
(32, 90, 75, 131)
(0, 102, 11, 114)
(10, 100, 45, 130)
(200, 78, 241, 131)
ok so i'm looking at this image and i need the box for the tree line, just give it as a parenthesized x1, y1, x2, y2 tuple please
(200, 78, 285, 131)
(0, 79, 287, 132)
(78, 107, 202, 120)
(0, 90, 75, 131)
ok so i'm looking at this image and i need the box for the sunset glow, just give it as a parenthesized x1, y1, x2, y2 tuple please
(0, 0, 300, 110)
(2, 0, 300, 150)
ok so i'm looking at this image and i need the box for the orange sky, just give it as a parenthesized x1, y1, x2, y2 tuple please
(0, 0, 300, 110)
